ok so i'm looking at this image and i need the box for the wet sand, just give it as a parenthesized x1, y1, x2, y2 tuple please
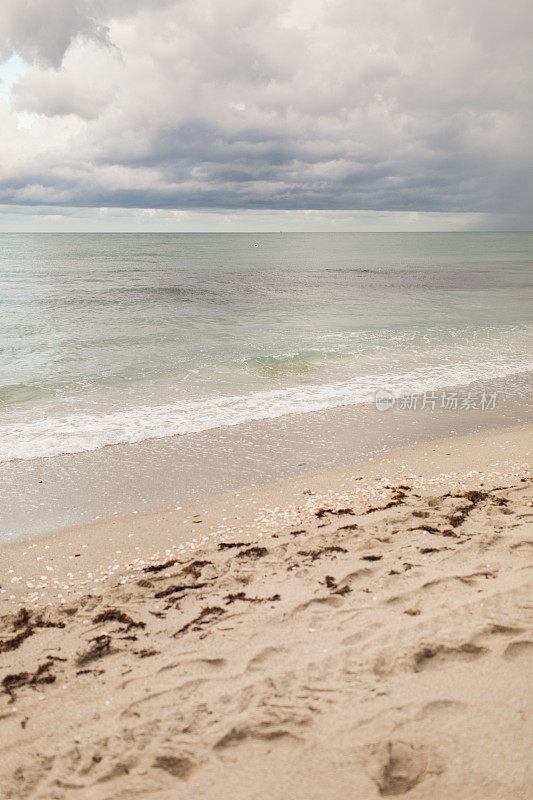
(0, 425, 532, 798)
(2, 371, 531, 543)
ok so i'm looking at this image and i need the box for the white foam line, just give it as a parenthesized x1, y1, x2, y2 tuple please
(1, 357, 532, 462)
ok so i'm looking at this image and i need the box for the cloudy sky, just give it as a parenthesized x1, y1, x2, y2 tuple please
(0, 0, 531, 231)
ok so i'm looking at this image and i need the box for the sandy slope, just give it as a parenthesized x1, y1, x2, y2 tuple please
(0, 427, 533, 800)
(0, 432, 532, 799)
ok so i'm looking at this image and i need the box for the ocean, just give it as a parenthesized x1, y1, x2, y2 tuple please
(1, 232, 532, 464)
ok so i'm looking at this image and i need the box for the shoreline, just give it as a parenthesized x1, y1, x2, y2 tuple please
(2, 370, 532, 543)
(2, 422, 531, 610)
(0, 422, 531, 799)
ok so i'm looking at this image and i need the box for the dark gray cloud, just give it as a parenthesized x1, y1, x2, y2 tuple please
(0, 0, 531, 219)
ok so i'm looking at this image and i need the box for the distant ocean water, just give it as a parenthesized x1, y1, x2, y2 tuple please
(1, 232, 532, 462)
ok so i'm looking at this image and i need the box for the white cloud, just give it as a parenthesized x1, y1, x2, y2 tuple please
(0, 204, 505, 232)
(0, 0, 531, 223)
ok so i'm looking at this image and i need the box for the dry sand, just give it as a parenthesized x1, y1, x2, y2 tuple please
(0, 424, 532, 799)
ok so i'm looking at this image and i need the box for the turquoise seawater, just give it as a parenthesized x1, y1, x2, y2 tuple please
(0, 232, 531, 461)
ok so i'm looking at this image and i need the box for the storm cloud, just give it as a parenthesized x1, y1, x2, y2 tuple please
(0, 0, 531, 218)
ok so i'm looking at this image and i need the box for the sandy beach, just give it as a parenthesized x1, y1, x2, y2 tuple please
(1, 424, 532, 799)
(1, 0, 532, 796)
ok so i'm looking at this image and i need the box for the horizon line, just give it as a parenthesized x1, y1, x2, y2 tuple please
(1, 229, 532, 234)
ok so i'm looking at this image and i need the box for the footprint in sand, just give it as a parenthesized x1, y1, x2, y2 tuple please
(413, 642, 488, 672)
(247, 645, 287, 672)
(503, 640, 533, 659)
(419, 699, 467, 718)
(369, 740, 428, 796)
(153, 755, 195, 779)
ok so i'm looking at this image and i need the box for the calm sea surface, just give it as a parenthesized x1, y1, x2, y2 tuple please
(1, 232, 532, 462)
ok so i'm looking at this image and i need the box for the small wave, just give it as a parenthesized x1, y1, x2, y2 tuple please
(242, 349, 348, 374)
(1, 356, 532, 463)
(325, 267, 375, 273)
